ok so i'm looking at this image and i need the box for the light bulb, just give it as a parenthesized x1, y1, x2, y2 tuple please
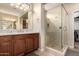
(16, 5, 19, 8)
(24, 9, 26, 11)
(20, 7, 23, 10)
(21, 4, 25, 8)
(15, 3, 20, 8)
(24, 8, 28, 11)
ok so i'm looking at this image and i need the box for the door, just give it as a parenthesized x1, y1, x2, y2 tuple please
(45, 4, 62, 50)
(25, 35, 34, 53)
(13, 35, 25, 55)
(0, 36, 13, 56)
(33, 34, 39, 50)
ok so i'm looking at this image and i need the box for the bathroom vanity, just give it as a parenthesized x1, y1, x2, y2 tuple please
(0, 4, 38, 56)
(0, 33, 39, 56)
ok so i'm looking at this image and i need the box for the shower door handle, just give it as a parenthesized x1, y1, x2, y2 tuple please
(59, 26, 62, 29)
(59, 26, 67, 31)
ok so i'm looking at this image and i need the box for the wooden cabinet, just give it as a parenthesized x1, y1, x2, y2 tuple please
(13, 35, 25, 55)
(0, 36, 13, 56)
(33, 34, 39, 50)
(24, 34, 39, 53)
(0, 33, 39, 56)
(25, 35, 34, 53)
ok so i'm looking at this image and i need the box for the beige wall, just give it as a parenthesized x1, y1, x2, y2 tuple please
(63, 4, 79, 48)
(32, 3, 46, 51)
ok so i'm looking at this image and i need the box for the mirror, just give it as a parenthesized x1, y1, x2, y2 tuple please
(0, 12, 18, 32)
(0, 3, 32, 32)
(0, 20, 16, 29)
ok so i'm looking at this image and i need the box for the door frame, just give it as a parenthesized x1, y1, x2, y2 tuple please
(73, 10, 79, 48)
(71, 9, 79, 48)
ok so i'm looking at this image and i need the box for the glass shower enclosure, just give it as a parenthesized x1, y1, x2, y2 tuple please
(45, 3, 68, 50)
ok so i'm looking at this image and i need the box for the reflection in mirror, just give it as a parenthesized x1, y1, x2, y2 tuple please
(0, 12, 18, 32)
(21, 12, 28, 29)
(0, 3, 32, 32)
(0, 20, 16, 29)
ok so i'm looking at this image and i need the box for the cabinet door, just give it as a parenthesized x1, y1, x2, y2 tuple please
(13, 35, 25, 55)
(0, 36, 13, 56)
(25, 35, 34, 52)
(33, 34, 39, 50)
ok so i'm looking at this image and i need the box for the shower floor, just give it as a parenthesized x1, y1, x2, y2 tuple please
(47, 43, 62, 51)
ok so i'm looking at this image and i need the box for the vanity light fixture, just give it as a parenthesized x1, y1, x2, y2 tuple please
(10, 3, 29, 11)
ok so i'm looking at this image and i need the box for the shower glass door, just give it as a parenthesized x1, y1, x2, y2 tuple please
(45, 4, 62, 50)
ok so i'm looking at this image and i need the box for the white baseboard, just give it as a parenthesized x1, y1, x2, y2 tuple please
(38, 48, 45, 52)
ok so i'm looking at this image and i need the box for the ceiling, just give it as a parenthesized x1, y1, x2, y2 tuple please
(44, 3, 60, 11)
(64, 3, 79, 13)
(45, 3, 79, 14)
(2, 3, 79, 17)
(0, 3, 28, 16)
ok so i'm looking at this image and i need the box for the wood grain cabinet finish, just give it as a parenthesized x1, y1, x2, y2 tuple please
(13, 35, 26, 56)
(0, 36, 13, 56)
(24, 35, 34, 53)
(0, 33, 39, 56)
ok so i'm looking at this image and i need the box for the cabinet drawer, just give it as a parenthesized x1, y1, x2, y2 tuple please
(0, 36, 12, 42)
